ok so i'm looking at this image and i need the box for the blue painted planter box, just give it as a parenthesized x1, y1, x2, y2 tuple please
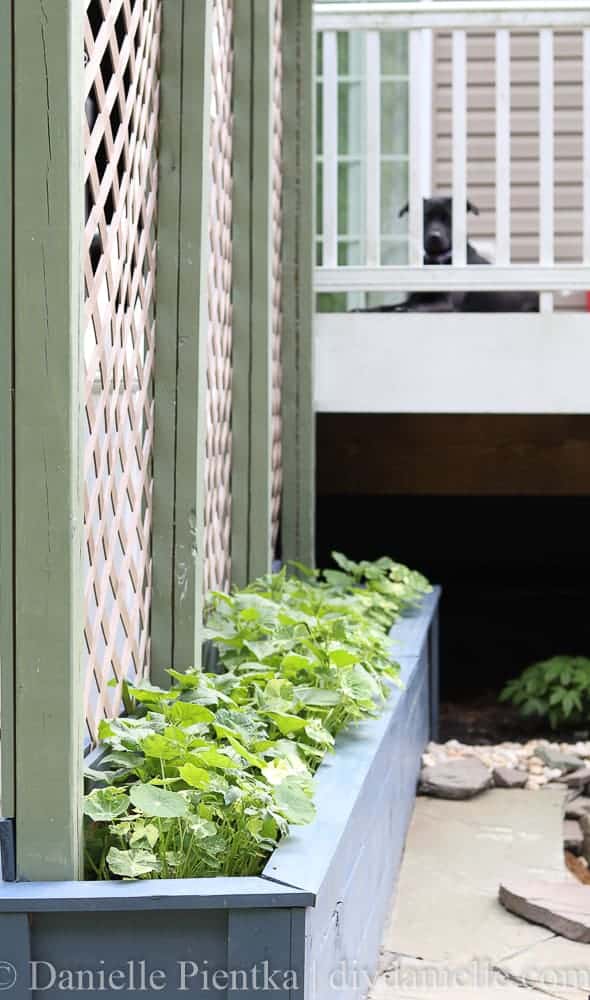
(0, 589, 439, 999)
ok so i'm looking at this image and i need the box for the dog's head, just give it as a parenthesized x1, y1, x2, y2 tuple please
(399, 196, 479, 263)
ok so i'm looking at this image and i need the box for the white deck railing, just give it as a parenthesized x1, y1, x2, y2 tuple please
(315, 0, 590, 313)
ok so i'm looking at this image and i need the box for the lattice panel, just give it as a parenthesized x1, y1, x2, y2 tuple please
(271, 0, 284, 556)
(205, 0, 234, 594)
(83, 0, 161, 744)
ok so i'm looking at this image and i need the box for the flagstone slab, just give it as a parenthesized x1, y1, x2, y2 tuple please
(499, 877, 590, 943)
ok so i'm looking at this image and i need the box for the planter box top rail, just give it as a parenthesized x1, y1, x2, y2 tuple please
(0, 877, 314, 913)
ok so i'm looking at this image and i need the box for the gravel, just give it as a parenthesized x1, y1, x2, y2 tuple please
(422, 738, 590, 791)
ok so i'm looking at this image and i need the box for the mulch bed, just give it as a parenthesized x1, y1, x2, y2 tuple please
(439, 693, 590, 746)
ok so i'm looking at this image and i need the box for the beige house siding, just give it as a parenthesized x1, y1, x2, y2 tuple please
(433, 30, 586, 309)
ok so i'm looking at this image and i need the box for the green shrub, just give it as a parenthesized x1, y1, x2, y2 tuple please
(84, 553, 430, 880)
(499, 655, 590, 730)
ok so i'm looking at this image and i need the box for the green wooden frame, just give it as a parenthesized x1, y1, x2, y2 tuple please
(0, 0, 14, 822)
(152, 0, 213, 684)
(12, 0, 85, 880)
(233, 0, 316, 585)
(281, 0, 316, 569)
(232, 0, 277, 586)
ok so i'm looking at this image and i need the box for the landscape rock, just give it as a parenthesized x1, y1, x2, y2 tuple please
(499, 878, 590, 943)
(558, 766, 590, 788)
(419, 758, 492, 799)
(536, 746, 585, 773)
(565, 795, 590, 821)
(493, 766, 528, 788)
(563, 819, 583, 854)
(580, 813, 590, 865)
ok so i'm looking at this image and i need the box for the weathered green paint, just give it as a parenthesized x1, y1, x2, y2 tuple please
(0, 0, 14, 819)
(152, 0, 213, 683)
(230, 0, 253, 590)
(13, 0, 85, 880)
(231, 0, 276, 586)
(151, 0, 184, 684)
(280, 0, 316, 568)
(249, 0, 275, 581)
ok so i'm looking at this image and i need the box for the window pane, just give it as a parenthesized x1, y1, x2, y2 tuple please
(381, 161, 409, 237)
(338, 239, 362, 265)
(381, 238, 409, 265)
(381, 80, 409, 156)
(381, 31, 408, 76)
(338, 161, 363, 235)
(337, 31, 364, 76)
(338, 81, 362, 156)
(316, 82, 323, 155)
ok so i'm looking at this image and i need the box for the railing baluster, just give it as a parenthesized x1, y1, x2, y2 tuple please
(584, 29, 590, 265)
(539, 28, 554, 313)
(495, 28, 510, 266)
(322, 30, 338, 267)
(365, 30, 381, 266)
(409, 29, 423, 266)
(452, 29, 467, 267)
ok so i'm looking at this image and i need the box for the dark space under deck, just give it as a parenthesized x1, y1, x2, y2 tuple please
(316, 414, 590, 701)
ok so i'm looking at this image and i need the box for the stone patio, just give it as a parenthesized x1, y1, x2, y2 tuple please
(370, 788, 590, 1000)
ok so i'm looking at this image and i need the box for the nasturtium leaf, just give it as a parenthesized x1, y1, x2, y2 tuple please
(107, 847, 160, 878)
(84, 787, 130, 822)
(273, 776, 316, 826)
(329, 648, 359, 667)
(129, 783, 188, 818)
(127, 682, 178, 705)
(262, 758, 304, 786)
(188, 817, 217, 839)
(264, 712, 307, 736)
(191, 747, 240, 769)
(179, 763, 212, 790)
(225, 735, 265, 769)
(129, 822, 159, 849)
(304, 718, 335, 747)
(140, 734, 181, 760)
(166, 702, 215, 727)
(295, 686, 341, 707)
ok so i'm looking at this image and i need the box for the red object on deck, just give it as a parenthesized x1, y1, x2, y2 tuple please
(587, 292, 590, 311)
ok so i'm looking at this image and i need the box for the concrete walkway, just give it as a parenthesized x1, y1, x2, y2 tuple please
(371, 788, 590, 1000)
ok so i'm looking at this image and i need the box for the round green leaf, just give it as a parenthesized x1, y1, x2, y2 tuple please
(130, 783, 188, 818)
(84, 787, 130, 822)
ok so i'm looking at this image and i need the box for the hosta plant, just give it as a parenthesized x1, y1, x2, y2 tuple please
(500, 655, 590, 730)
(84, 553, 431, 880)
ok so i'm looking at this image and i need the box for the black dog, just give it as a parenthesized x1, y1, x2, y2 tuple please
(355, 196, 538, 313)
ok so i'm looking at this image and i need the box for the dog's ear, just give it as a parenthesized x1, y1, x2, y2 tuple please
(398, 202, 409, 218)
(467, 199, 480, 216)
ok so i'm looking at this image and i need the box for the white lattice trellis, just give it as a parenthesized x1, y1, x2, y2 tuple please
(83, 0, 161, 744)
(205, 0, 234, 594)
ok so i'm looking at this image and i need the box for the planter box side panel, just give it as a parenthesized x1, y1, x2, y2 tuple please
(303, 643, 430, 1000)
(10, 906, 306, 998)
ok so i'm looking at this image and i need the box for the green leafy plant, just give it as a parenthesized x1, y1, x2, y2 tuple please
(84, 553, 431, 880)
(499, 655, 590, 730)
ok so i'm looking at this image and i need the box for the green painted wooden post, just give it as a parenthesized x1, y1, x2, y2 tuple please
(13, 0, 85, 880)
(249, 0, 275, 581)
(152, 0, 213, 684)
(0, 0, 14, 820)
(281, 0, 316, 569)
(230, 0, 254, 590)
(232, 0, 276, 586)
